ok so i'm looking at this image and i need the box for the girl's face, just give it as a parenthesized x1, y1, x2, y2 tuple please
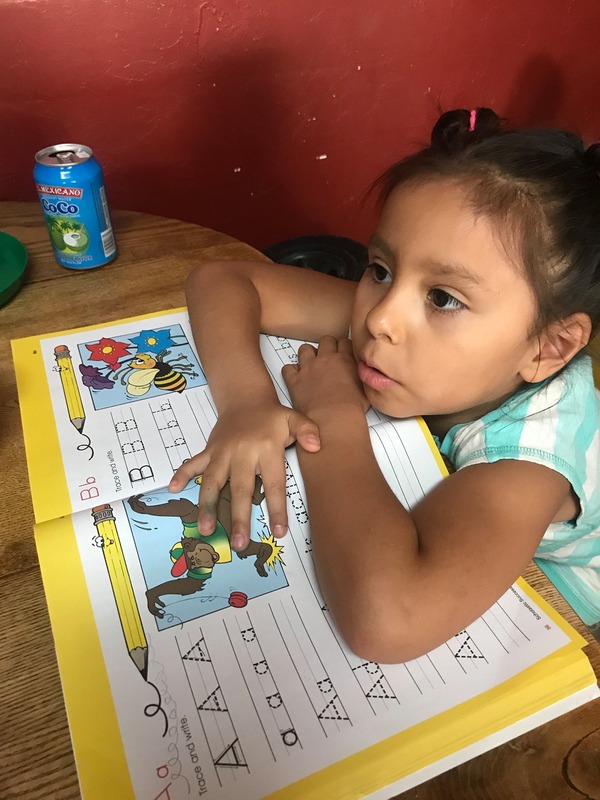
(351, 179, 541, 435)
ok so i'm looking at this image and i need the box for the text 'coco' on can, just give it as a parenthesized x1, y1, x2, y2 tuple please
(34, 143, 117, 269)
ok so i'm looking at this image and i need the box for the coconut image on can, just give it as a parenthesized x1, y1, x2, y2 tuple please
(48, 217, 91, 253)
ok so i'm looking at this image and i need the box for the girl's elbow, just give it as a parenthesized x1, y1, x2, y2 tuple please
(185, 260, 259, 306)
(185, 260, 219, 297)
(337, 601, 450, 664)
(344, 626, 428, 665)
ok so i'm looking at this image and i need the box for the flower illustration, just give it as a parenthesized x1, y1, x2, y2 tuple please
(129, 329, 175, 354)
(86, 337, 132, 370)
(79, 364, 115, 390)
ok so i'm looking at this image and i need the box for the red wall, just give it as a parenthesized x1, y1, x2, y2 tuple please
(4, 1, 600, 250)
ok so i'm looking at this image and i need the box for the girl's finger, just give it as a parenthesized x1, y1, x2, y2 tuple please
(297, 343, 317, 364)
(197, 468, 229, 535)
(169, 451, 210, 491)
(338, 337, 354, 354)
(316, 335, 338, 353)
(259, 458, 289, 538)
(228, 470, 259, 551)
(290, 412, 321, 452)
(281, 363, 298, 389)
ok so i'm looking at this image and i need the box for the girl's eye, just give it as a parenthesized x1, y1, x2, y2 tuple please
(367, 262, 391, 284)
(428, 288, 465, 312)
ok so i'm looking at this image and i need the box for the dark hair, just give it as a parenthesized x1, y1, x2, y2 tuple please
(372, 108, 600, 336)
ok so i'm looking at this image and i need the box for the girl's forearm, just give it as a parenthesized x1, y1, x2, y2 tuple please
(185, 263, 279, 412)
(296, 407, 422, 660)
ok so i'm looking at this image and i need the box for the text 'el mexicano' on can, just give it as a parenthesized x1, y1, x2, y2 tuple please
(34, 144, 117, 269)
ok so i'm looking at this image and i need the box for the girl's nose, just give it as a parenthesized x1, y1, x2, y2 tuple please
(365, 291, 403, 343)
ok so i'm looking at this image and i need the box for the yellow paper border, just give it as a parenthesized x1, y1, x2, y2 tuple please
(416, 416, 449, 476)
(35, 515, 134, 800)
(267, 644, 594, 800)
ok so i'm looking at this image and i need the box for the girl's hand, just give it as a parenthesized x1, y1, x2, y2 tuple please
(282, 336, 369, 421)
(168, 401, 321, 551)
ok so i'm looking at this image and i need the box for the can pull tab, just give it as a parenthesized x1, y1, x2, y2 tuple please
(55, 151, 77, 164)
(51, 148, 90, 164)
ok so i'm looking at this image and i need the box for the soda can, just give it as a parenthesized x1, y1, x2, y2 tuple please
(34, 143, 117, 269)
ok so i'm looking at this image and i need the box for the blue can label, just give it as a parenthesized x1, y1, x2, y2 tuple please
(34, 157, 117, 269)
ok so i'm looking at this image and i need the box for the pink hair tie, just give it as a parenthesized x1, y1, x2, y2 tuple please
(469, 109, 477, 132)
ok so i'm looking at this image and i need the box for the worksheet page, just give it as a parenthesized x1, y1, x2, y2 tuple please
(63, 435, 574, 800)
(67, 447, 569, 800)
(25, 309, 590, 799)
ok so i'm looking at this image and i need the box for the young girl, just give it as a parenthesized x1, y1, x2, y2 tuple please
(171, 107, 600, 662)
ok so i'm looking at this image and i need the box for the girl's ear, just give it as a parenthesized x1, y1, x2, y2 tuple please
(520, 312, 592, 383)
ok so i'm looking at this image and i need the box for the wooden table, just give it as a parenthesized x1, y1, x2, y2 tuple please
(1, 202, 599, 800)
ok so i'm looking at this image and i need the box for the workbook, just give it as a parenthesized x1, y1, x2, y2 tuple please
(12, 309, 599, 800)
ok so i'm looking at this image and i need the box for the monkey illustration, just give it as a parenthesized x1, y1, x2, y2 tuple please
(128, 477, 272, 618)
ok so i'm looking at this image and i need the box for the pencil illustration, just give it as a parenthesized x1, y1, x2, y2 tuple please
(92, 504, 149, 680)
(54, 345, 85, 432)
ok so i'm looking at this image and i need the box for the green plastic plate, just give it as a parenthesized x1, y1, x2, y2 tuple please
(0, 231, 28, 307)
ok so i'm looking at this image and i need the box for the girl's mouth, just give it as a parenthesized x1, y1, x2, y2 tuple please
(357, 360, 399, 390)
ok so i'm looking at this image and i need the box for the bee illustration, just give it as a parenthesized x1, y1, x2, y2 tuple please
(113, 350, 199, 396)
